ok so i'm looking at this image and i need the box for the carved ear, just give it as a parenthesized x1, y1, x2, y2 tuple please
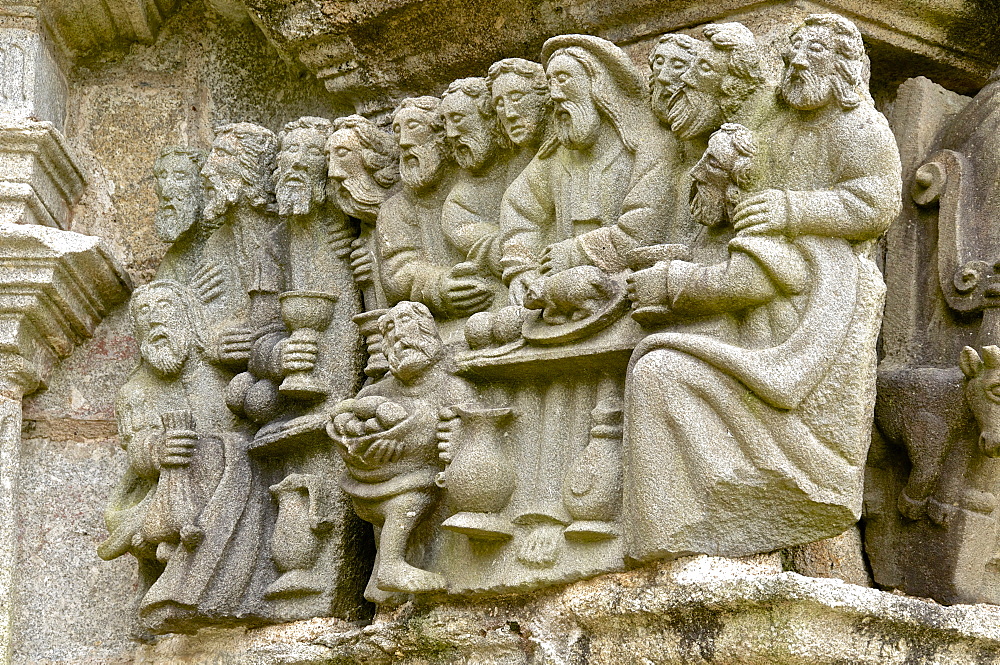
(982, 345, 1000, 368)
(960, 346, 984, 378)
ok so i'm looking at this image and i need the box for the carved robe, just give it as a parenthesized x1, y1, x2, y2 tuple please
(498, 121, 678, 281)
(623, 102, 902, 561)
(101, 354, 269, 633)
(376, 172, 466, 318)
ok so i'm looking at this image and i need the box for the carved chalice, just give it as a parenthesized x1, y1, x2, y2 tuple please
(279, 290, 338, 400)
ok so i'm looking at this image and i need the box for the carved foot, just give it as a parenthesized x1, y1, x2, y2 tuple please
(376, 562, 447, 594)
(927, 497, 959, 526)
(516, 524, 562, 568)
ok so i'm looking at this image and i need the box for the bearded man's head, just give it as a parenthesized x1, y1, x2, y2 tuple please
(780, 14, 869, 112)
(545, 48, 604, 151)
(689, 123, 758, 228)
(130, 280, 203, 378)
(380, 301, 443, 384)
(648, 33, 701, 125)
(153, 148, 204, 243)
(392, 97, 451, 192)
(327, 115, 399, 224)
(441, 77, 508, 172)
(665, 23, 765, 141)
(274, 117, 331, 217)
(201, 123, 277, 227)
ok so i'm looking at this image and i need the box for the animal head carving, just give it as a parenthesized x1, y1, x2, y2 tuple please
(960, 345, 1000, 457)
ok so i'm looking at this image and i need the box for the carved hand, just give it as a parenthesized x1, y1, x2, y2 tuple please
(626, 262, 671, 308)
(161, 430, 198, 467)
(539, 239, 577, 276)
(441, 273, 493, 316)
(218, 325, 253, 365)
(437, 406, 459, 463)
(508, 270, 540, 307)
(364, 437, 405, 465)
(734, 189, 787, 235)
(328, 226, 355, 260)
(281, 337, 318, 374)
(192, 261, 224, 303)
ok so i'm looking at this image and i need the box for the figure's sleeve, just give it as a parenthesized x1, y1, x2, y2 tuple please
(376, 198, 450, 316)
(576, 149, 675, 273)
(667, 251, 782, 316)
(499, 156, 554, 284)
(785, 112, 902, 242)
(441, 184, 504, 279)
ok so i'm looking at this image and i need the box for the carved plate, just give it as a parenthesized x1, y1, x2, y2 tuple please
(521, 279, 630, 346)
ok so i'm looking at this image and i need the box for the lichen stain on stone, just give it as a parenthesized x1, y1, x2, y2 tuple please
(666, 608, 723, 663)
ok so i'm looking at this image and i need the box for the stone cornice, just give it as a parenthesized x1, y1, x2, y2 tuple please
(0, 223, 132, 389)
(0, 120, 86, 229)
(235, 0, 998, 113)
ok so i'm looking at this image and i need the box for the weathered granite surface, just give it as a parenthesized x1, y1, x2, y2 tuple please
(136, 555, 1000, 664)
(11, 0, 1000, 661)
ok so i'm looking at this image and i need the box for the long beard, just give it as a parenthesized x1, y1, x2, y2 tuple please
(780, 69, 833, 110)
(691, 180, 742, 228)
(335, 176, 385, 222)
(203, 177, 242, 225)
(650, 81, 677, 125)
(449, 131, 495, 171)
(142, 335, 189, 377)
(154, 201, 198, 242)
(666, 87, 724, 140)
(275, 175, 320, 216)
(690, 180, 728, 228)
(553, 100, 602, 150)
(400, 140, 447, 190)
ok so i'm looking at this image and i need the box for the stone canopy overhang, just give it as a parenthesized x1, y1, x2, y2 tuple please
(38, 0, 1000, 112)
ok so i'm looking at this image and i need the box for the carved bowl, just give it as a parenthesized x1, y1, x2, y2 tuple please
(326, 411, 418, 468)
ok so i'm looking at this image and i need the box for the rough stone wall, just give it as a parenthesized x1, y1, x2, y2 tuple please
(62, 0, 349, 284)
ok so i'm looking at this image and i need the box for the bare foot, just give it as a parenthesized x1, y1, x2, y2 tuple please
(376, 561, 446, 594)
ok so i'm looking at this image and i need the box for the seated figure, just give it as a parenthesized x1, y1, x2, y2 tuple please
(622, 14, 901, 562)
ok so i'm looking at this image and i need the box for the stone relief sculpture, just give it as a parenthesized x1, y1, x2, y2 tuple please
(99, 281, 267, 633)
(625, 13, 901, 560)
(105, 11, 906, 627)
(867, 67, 1000, 605)
(152, 147, 206, 284)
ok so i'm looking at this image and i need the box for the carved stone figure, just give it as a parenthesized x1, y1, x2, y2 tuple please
(487, 58, 552, 164)
(198, 123, 287, 371)
(328, 301, 478, 603)
(438, 76, 515, 310)
(377, 97, 489, 319)
(98, 280, 268, 633)
(153, 147, 207, 285)
(498, 34, 676, 304)
(660, 23, 772, 143)
(623, 14, 902, 561)
(327, 114, 400, 310)
(648, 33, 700, 129)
